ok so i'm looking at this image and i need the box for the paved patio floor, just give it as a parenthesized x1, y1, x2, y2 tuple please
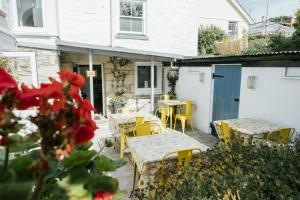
(91, 117, 218, 199)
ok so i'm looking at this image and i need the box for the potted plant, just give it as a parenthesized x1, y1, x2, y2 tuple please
(109, 96, 128, 114)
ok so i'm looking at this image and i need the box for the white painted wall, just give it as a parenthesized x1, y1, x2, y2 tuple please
(239, 67, 300, 134)
(176, 67, 213, 133)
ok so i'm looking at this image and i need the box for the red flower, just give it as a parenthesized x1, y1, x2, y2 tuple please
(74, 125, 94, 144)
(93, 192, 112, 200)
(16, 84, 41, 110)
(40, 82, 64, 99)
(0, 68, 18, 94)
(0, 135, 8, 146)
(59, 70, 85, 89)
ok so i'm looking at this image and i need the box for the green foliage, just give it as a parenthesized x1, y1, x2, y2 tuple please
(293, 9, 300, 30)
(167, 69, 179, 98)
(0, 182, 34, 200)
(243, 38, 270, 54)
(198, 26, 227, 55)
(62, 150, 97, 168)
(93, 155, 117, 172)
(84, 175, 119, 194)
(10, 155, 36, 181)
(133, 141, 300, 200)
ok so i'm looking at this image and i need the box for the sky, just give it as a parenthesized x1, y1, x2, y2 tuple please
(237, 0, 300, 22)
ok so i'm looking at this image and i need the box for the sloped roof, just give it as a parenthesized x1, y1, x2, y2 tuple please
(250, 21, 295, 36)
(228, 0, 254, 24)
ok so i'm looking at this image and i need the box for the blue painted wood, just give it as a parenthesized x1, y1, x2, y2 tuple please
(212, 65, 241, 121)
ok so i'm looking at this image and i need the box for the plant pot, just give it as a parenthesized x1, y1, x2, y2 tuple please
(112, 103, 126, 114)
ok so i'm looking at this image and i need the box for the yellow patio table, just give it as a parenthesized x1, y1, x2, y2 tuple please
(108, 112, 162, 158)
(158, 100, 184, 129)
(213, 118, 286, 144)
(127, 128, 209, 190)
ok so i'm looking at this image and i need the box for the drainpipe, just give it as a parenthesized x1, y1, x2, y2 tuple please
(110, 0, 113, 47)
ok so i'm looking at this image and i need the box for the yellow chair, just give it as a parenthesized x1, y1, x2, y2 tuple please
(174, 101, 194, 134)
(117, 107, 130, 113)
(220, 121, 232, 144)
(135, 122, 162, 137)
(161, 148, 201, 184)
(267, 128, 295, 144)
(155, 106, 169, 128)
(160, 94, 172, 100)
(120, 116, 145, 159)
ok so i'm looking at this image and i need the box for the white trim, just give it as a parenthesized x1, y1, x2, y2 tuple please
(228, 0, 253, 24)
(88, 49, 94, 119)
(134, 61, 162, 96)
(101, 64, 107, 116)
(12, 0, 47, 33)
(1, 52, 38, 87)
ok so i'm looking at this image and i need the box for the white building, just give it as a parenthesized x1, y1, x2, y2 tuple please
(0, 0, 252, 115)
(176, 51, 300, 135)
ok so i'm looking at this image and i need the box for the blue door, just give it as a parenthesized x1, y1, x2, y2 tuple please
(212, 65, 241, 121)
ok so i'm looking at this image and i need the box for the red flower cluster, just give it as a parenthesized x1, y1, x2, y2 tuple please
(93, 191, 112, 200)
(0, 68, 96, 149)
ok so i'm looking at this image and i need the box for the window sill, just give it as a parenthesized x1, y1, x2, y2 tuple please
(281, 77, 300, 80)
(115, 33, 149, 40)
(0, 9, 6, 17)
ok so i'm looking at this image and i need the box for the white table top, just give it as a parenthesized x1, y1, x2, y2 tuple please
(127, 129, 209, 172)
(158, 100, 184, 106)
(214, 118, 285, 136)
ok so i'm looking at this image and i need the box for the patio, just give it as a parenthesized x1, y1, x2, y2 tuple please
(91, 116, 218, 199)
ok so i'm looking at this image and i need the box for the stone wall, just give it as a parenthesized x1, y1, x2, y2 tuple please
(16, 47, 60, 84)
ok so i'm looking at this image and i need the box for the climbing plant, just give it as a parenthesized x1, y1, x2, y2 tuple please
(167, 69, 179, 99)
(108, 56, 131, 97)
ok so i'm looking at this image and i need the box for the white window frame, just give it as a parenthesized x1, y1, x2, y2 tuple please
(135, 62, 162, 95)
(119, 0, 146, 35)
(228, 21, 238, 38)
(11, 0, 47, 33)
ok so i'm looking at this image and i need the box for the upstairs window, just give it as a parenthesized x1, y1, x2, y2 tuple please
(228, 21, 238, 38)
(17, 0, 43, 27)
(120, 0, 144, 34)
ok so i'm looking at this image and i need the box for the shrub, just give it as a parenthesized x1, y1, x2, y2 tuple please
(133, 141, 300, 200)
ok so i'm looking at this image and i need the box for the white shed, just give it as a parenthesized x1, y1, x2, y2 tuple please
(176, 51, 300, 136)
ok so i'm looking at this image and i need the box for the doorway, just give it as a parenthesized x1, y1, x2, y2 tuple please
(212, 65, 242, 122)
(74, 65, 104, 114)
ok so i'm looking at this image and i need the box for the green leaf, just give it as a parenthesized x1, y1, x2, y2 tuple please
(93, 155, 116, 172)
(0, 182, 34, 200)
(10, 155, 35, 181)
(113, 159, 127, 169)
(76, 141, 93, 151)
(63, 150, 97, 168)
(69, 167, 90, 183)
(84, 175, 119, 194)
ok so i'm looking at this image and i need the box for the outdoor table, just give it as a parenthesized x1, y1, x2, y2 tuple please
(158, 100, 185, 129)
(108, 112, 161, 135)
(127, 128, 209, 189)
(213, 118, 284, 143)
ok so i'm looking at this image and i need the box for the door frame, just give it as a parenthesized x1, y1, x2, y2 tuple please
(209, 64, 242, 131)
(76, 64, 106, 116)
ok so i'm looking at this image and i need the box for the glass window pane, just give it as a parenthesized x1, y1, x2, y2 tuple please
(132, 3, 143, 17)
(132, 18, 143, 33)
(17, 0, 43, 27)
(120, 1, 131, 16)
(120, 17, 131, 32)
(137, 66, 157, 88)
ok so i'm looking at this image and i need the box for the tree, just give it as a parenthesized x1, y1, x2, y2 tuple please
(198, 26, 226, 55)
(293, 8, 300, 30)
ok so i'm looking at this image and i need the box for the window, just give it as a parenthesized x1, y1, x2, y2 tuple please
(228, 21, 238, 38)
(16, 0, 43, 27)
(285, 67, 300, 77)
(135, 62, 162, 95)
(137, 66, 157, 88)
(120, 0, 144, 34)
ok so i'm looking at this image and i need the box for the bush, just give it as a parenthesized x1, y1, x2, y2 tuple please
(198, 26, 227, 55)
(133, 141, 300, 200)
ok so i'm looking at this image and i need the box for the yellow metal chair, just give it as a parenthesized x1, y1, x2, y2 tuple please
(117, 107, 130, 113)
(155, 106, 170, 128)
(120, 116, 145, 158)
(266, 128, 295, 144)
(135, 122, 162, 137)
(174, 100, 194, 134)
(160, 148, 201, 184)
(160, 94, 172, 100)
